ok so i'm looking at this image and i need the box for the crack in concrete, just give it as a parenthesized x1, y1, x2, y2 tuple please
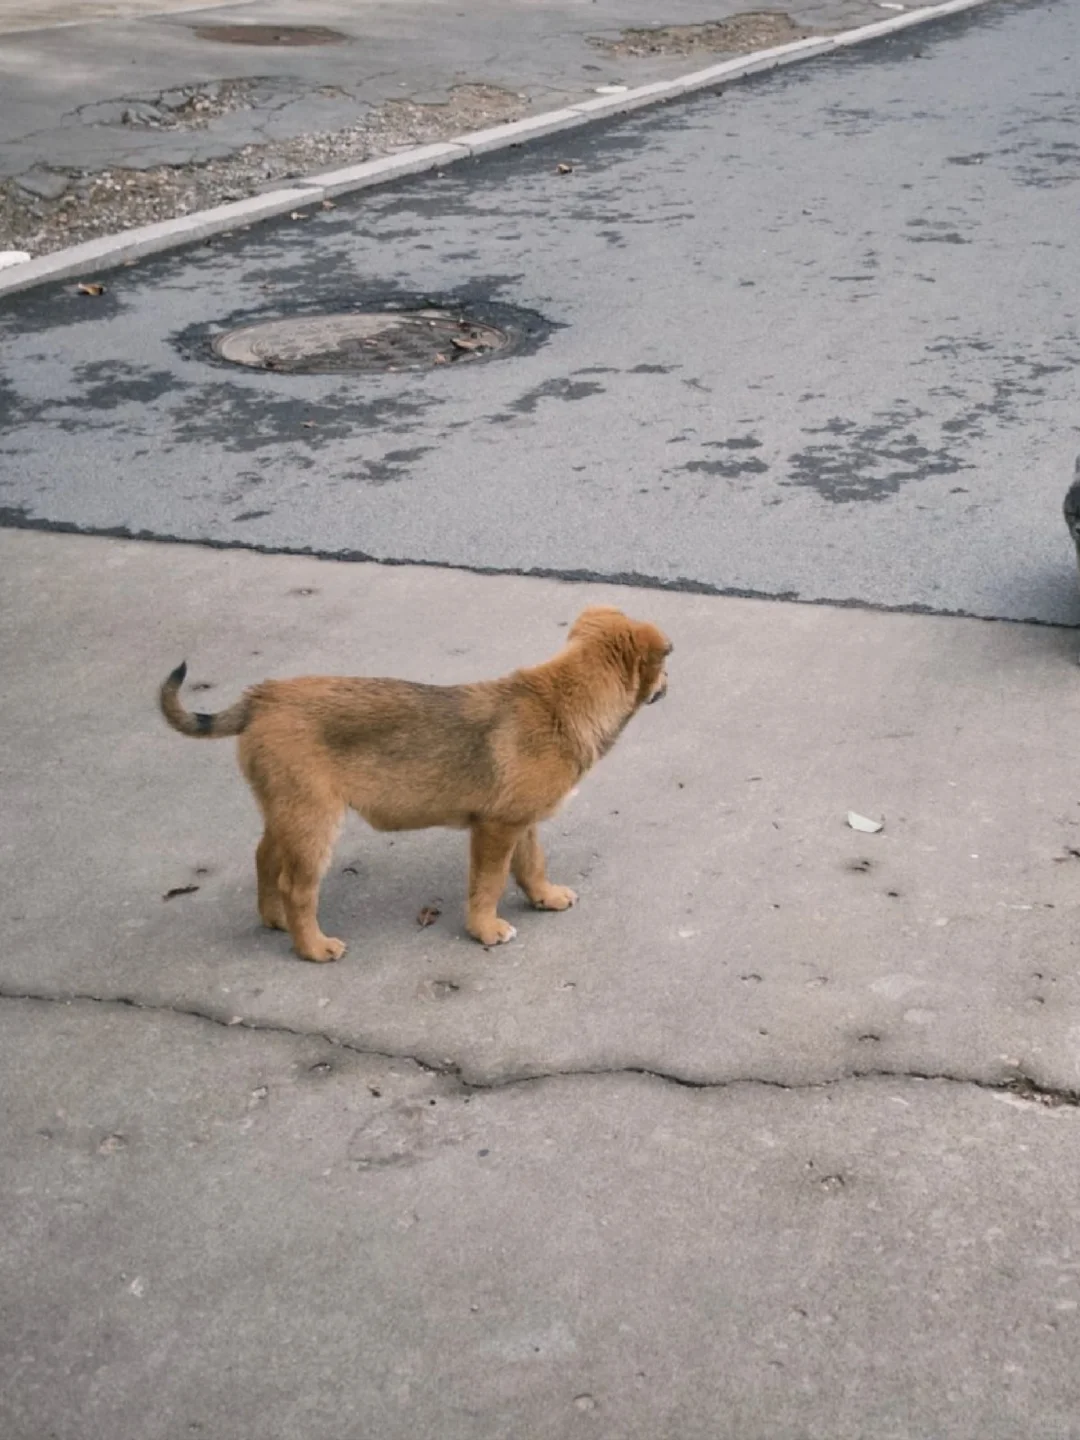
(0, 507, 1075, 629)
(2, 986, 1078, 1108)
(0, 984, 423, 1068)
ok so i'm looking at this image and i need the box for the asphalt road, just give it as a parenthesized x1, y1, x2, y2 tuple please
(2, 0, 1079, 623)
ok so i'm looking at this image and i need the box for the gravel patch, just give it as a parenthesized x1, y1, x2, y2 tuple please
(0, 84, 523, 258)
(590, 12, 819, 58)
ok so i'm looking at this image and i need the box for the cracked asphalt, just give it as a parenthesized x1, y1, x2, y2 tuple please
(6, 2, 1080, 1436)
(0, 0, 887, 255)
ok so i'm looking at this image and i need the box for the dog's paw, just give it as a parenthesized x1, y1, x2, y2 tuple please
(297, 935, 347, 962)
(531, 884, 578, 912)
(470, 918, 518, 947)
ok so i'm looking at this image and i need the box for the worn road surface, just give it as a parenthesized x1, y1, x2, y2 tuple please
(4, 3, 1080, 1438)
(0, 0, 885, 174)
(2, 0, 1079, 621)
(0, 0, 889, 254)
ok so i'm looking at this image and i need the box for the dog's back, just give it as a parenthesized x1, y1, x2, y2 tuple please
(240, 675, 523, 831)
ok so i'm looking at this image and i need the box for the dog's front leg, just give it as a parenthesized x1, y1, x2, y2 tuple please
(511, 826, 578, 913)
(467, 821, 524, 946)
(273, 806, 346, 963)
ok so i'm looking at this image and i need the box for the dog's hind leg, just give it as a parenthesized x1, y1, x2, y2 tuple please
(467, 821, 524, 946)
(255, 830, 287, 931)
(511, 826, 578, 913)
(274, 802, 347, 962)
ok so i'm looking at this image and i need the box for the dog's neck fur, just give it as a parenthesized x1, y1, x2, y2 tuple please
(516, 643, 636, 771)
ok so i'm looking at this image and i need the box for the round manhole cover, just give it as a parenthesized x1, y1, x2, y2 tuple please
(212, 309, 512, 374)
(193, 25, 348, 46)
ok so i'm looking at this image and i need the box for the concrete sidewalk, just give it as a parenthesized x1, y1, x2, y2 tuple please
(0, 0, 921, 255)
(3, 526, 1080, 1437)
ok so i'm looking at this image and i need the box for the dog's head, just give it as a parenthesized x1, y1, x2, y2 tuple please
(569, 606, 672, 708)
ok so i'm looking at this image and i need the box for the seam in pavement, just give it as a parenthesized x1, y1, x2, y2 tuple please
(2, 987, 1077, 1108)
(0, 0, 997, 298)
(0, 507, 1071, 628)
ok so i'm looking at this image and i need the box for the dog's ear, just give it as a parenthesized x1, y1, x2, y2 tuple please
(631, 622, 672, 706)
(568, 606, 627, 643)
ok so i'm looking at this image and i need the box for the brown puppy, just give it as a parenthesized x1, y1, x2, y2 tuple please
(159, 605, 671, 962)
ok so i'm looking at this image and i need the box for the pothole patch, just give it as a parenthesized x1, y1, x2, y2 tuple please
(206, 303, 545, 375)
(590, 12, 817, 59)
(193, 24, 349, 47)
(77, 78, 262, 131)
(1, 84, 524, 259)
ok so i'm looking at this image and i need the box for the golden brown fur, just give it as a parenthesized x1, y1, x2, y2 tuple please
(159, 606, 671, 962)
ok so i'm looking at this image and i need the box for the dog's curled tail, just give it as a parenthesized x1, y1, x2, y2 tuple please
(159, 661, 252, 739)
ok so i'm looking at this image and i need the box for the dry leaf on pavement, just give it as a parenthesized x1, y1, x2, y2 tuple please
(163, 883, 200, 900)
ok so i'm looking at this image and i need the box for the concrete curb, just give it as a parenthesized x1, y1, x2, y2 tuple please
(0, 0, 994, 299)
